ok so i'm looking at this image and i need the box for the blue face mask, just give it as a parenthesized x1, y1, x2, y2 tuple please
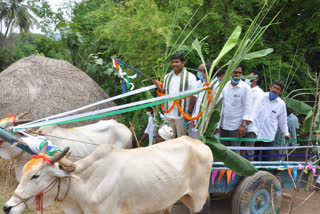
(245, 79, 252, 86)
(217, 79, 222, 83)
(197, 72, 203, 80)
(182, 119, 189, 126)
(269, 92, 279, 100)
(231, 77, 240, 84)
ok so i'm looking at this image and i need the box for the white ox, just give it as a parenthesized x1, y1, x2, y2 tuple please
(4, 136, 213, 214)
(0, 115, 132, 181)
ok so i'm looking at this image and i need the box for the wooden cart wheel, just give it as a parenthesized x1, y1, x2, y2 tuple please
(232, 171, 282, 214)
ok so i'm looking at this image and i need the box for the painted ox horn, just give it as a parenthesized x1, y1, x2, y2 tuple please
(16, 112, 29, 119)
(14, 120, 33, 125)
(15, 112, 33, 125)
(39, 142, 48, 154)
(50, 147, 70, 163)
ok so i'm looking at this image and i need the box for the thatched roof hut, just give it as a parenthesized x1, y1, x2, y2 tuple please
(0, 56, 117, 127)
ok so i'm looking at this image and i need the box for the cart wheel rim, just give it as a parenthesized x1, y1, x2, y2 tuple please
(250, 189, 271, 214)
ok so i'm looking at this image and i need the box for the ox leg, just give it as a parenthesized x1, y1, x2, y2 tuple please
(160, 206, 172, 214)
(180, 195, 194, 214)
(195, 195, 210, 214)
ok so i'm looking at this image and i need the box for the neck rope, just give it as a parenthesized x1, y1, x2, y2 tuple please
(11, 177, 71, 214)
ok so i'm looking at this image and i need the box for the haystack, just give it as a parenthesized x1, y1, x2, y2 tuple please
(0, 55, 118, 127)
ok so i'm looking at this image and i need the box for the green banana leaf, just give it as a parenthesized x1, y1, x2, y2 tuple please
(192, 38, 207, 73)
(243, 48, 274, 60)
(202, 101, 257, 176)
(203, 137, 258, 176)
(204, 99, 222, 135)
(233, 75, 258, 80)
(303, 110, 313, 132)
(208, 26, 241, 79)
(283, 97, 312, 115)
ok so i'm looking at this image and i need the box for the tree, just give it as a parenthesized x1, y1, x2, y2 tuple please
(0, 0, 37, 49)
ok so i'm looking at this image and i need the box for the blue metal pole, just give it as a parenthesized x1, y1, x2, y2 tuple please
(0, 128, 35, 155)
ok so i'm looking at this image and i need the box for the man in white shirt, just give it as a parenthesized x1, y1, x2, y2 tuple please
(154, 54, 197, 138)
(219, 65, 253, 154)
(255, 80, 291, 161)
(244, 71, 264, 160)
(189, 63, 225, 139)
(139, 107, 155, 146)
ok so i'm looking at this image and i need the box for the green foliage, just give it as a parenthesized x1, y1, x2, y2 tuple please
(303, 110, 313, 133)
(283, 97, 313, 115)
(1, 0, 319, 141)
(0, 33, 63, 69)
(0, 0, 38, 50)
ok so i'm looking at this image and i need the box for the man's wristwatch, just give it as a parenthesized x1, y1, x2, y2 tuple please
(240, 122, 247, 128)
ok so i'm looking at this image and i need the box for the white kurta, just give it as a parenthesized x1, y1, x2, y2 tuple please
(163, 69, 197, 119)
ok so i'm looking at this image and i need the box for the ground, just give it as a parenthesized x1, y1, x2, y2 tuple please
(0, 185, 319, 214)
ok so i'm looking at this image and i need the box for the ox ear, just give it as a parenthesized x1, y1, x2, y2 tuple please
(53, 165, 79, 179)
(54, 167, 78, 178)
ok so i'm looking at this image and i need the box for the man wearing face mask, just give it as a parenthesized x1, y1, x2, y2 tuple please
(189, 63, 225, 139)
(139, 107, 155, 146)
(219, 65, 253, 154)
(243, 71, 264, 160)
(254, 80, 291, 161)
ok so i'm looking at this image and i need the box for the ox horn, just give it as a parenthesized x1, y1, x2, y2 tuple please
(15, 119, 33, 125)
(50, 147, 70, 163)
(15, 112, 33, 125)
(16, 112, 29, 120)
(39, 142, 48, 154)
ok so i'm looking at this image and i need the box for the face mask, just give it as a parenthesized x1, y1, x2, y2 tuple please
(231, 77, 240, 84)
(197, 72, 203, 80)
(217, 79, 222, 83)
(146, 111, 152, 117)
(269, 92, 279, 100)
(182, 119, 189, 126)
(245, 79, 252, 86)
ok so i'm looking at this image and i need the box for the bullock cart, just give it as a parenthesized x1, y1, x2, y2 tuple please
(1, 127, 315, 214)
(209, 161, 315, 214)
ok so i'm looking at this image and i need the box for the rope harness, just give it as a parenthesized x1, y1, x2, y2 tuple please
(10, 155, 71, 214)
(157, 82, 212, 121)
(7, 114, 17, 126)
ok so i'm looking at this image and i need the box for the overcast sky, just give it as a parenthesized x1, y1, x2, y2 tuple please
(30, 0, 82, 34)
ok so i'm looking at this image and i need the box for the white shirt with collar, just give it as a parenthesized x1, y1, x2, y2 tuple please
(247, 86, 265, 134)
(192, 80, 205, 120)
(192, 78, 223, 127)
(252, 85, 264, 98)
(256, 92, 289, 141)
(163, 69, 197, 119)
(220, 80, 253, 131)
(144, 115, 155, 146)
